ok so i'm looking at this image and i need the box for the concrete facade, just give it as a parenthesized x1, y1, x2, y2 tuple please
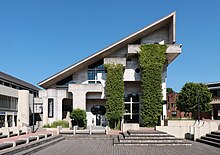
(0, 71, 39, 128)
(38, 12, 181, 128)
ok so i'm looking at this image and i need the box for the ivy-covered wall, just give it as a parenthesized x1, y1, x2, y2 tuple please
(138, 44, 167, 127)
(105, 64, 124, 129)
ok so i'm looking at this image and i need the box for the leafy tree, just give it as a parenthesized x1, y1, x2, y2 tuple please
(70, 108, 87, 128)
(167, 88, 174, 93)
(138, 44, 167, 127)
(105, 64, 124, 129)
(176, 82, 212, 119)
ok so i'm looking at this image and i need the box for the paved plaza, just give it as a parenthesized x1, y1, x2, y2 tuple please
(33, 138, 220, 155)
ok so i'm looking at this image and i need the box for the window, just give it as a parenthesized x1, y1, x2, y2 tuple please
(0, 95, 18, 111)
(88, 60, 105, 83)
(172, 111, 177, 117)
(171, 103, 175, 107)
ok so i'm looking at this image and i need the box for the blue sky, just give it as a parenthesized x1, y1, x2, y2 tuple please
(0, 0, 220, 92)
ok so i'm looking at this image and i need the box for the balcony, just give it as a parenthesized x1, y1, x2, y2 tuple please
(127, 44, 181, 65)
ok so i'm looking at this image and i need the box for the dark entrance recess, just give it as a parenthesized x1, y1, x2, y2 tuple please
(62, 99, 73, 119)
(91, 105, 106, 126)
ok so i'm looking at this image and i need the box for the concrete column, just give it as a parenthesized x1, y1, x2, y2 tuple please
(5, 112, 8, 127)
(12, 113, 15, 127)
(211, 105, 214, 120)
(17, 90, 30, 127)
(72, 91, 87, 110)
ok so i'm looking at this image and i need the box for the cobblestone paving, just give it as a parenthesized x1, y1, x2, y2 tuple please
(33, 138, 220, 155)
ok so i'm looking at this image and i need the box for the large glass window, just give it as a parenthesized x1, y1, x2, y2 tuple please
(88, 60, 105, 83)
(124, 94, 139, 123)
(0, 95, 18, 111)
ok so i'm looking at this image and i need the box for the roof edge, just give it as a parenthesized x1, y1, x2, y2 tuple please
(38, 11, 176, 88)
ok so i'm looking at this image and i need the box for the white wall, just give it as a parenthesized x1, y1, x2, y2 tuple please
(17, 90, 30, 127)
(39, 89, 67, 125)
(0, 85, 18, 98)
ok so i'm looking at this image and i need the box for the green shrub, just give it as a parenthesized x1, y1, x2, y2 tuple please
(50, 120, 69, 128)
(105, 64, 124, 129)
(138, 44, 167, 127)
(70, 108, 87, 128)
(43, 124, 51, 128)
(43, 120, 69, 128)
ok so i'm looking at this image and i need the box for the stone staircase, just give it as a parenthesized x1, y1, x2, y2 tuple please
(196, 131, 220, 148)
(114, 130, 191, 146)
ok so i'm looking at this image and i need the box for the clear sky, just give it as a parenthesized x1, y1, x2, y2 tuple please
(0, 0, 220, 92)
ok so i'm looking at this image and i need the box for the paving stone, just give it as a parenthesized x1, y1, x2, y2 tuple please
(32, 138, 220, 155)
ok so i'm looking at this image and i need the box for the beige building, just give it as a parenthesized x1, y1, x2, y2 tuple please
(0, 71, 39, 128)
(38, 12, 181, 127)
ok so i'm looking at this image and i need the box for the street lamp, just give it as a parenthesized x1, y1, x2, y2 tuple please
(197, 91, 200, 122)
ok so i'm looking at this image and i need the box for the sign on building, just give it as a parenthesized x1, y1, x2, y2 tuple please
(48, 98, 54, 118)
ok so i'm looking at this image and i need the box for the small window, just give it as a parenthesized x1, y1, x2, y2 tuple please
(172, 111, 177, 117)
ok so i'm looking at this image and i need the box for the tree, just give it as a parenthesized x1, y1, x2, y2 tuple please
(105, 64, 124, 129)
(176, 82, 212, 119)
(138, 44, 167, 127)
(167, 88, 174, 93)
(70, 108, 87, 128)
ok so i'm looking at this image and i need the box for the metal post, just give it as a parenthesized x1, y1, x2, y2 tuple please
(197, 91, 200, 122)
(32, 94, 35, 133)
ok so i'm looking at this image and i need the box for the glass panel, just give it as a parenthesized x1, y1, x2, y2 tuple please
(132, 104, 139, 113)
(124, 104, 130, 113)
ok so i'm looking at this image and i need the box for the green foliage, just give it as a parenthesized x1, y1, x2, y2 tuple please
(70, 108, 87, 128)
(43, 124, 51, 128)
(176, 82, 212, 115)
(43, 120, 69, 128)
(105, 64, 124, 129)
(51, 120, 69, 128)
(138, 44, 167, 127)
(167, 88, 174, 93)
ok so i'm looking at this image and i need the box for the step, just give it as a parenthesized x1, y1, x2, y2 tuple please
(206, 133, 220, 139)
(211, 131, 220, 135)
(0, 135, 64, 154)
(0, 135, 8, 139)
(0, 143, 13, 150)
(127, 130, 167, 136)
(15, 139, 27, 146)
(123, 132, 175, 139)
(196, 138, 220, 148)
(9, 133, 18, 137)
(201, 136, 220, 143)
(114, 137, 191, 146)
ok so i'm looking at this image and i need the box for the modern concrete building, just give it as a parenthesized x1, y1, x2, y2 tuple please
(206, 82, 220, 120)
(0, 71, 40, 128)
(38, 12, 181, 127)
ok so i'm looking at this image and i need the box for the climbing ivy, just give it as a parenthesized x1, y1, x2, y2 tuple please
(105, 64, 124, 129)
(138, 44, 167, 127)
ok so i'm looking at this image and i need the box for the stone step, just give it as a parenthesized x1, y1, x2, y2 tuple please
(114, 137, 191, 146)
(211, 131, 220, 135)
(127, 130, 167, 136)
(201, 136, 220, 143)
(206, 133, 220, 139)
(123, 132, 175, 139)
(196, 138, 220, 148)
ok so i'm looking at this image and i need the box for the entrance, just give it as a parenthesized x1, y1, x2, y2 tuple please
(91, 105, 106, 126)
(62, 98, 73, 119)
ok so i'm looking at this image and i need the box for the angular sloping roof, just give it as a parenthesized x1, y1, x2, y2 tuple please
(0, 71, 40, 91)
(39, 12, 176, 89)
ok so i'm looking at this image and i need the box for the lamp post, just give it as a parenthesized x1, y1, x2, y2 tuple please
(197, 91, 200, 122)
(32, 94, 35, 133)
